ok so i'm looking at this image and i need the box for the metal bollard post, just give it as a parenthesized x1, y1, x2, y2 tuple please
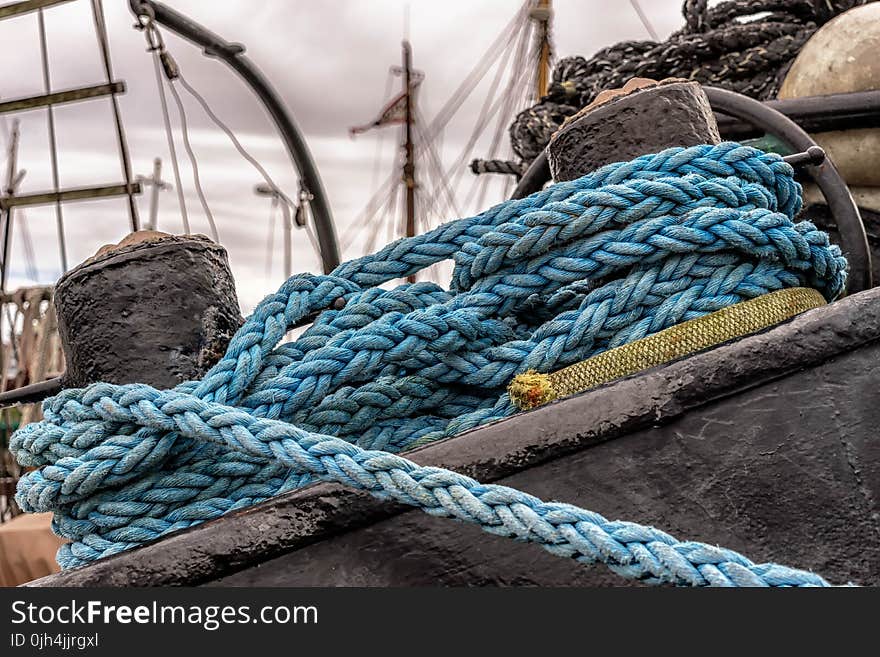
(54, 231, 243, 390)
(546, 78, 722, 181)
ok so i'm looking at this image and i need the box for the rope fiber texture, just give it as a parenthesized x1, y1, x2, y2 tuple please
(12, 143, 848, 586)
(508, 0, 877, 163)
(508, 286, 825, 410)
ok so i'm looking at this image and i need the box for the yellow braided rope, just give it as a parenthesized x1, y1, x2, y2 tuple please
(508, 287, 825, 411)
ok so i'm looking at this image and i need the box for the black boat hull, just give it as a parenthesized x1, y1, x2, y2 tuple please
(28, 287, 880, 587)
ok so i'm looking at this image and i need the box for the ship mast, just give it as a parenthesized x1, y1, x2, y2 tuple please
(532, 0, 552, 100)
(1, 120, 22, 293)
(402, 40, 416, 282)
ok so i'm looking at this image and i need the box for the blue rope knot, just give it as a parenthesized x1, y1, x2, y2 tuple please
(11, 143, 847, 585)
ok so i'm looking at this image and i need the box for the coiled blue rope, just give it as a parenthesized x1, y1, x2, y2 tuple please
(11, 143, 848, 585)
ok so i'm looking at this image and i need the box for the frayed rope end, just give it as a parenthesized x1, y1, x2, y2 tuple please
(508, 370, 556, 410)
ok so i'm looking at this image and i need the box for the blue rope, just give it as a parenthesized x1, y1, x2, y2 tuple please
(11, 143, 847, 585)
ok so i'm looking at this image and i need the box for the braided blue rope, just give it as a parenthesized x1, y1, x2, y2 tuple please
(11, 143, 847, 585)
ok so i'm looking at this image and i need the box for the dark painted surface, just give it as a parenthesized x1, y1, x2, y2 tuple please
(547, 81, 721, 182)
(213, 346, 880, 586)
(28, 286, 880, 587)
(54, 236, 243, 389)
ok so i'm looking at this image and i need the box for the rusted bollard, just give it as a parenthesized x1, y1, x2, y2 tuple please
(547, 78, 722, 181)
(54, 231, 243, 389)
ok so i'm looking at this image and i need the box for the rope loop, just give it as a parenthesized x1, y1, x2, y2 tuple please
(10, 143, 849, 586)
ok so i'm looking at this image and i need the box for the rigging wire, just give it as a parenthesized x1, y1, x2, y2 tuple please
(381, 168, 403, 252)
(302, 204, 321, 257)
(414, 113, 459, 218)
(479, 40, 538, 209)
(421, 1, 530, 143)
(445, 19, 523, 197)
(342, 1, 525, 252)
(177, 67, 330, 269)
(176, 72, 291, 207)
(463, 17, 534, 211)
(371, 71, 395, 196)
(142, 17, 324, 265)
(90, 0, 139, 232)
(36, 8, 67, 273)
(151, 51, 191, 233)
(164, 73, 220, 242)
(18, 213, 39, 282)
(0, 121, 38, 284)
(629, 0, 660, 41)
(346, 1, 536, 255)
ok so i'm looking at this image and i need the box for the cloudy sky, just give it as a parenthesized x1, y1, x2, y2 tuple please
(0, 0, 688, 311)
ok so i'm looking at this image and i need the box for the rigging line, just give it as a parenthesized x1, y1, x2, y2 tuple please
(152, 52, 190, 234)
(340, 167, 396, 252)
(371, 70, 395, 195)
(464, 62, 530, 212)
(414, 114, 459, 218)
(345, 5, 527, 249)
(340, 158, 400, 251)
(462, 21, 534, 211)
(430, 0, 529, 130)
(90, 0, 139, 232)
(3, 303, 19, 367)
(301, 203, 321, 257)
(629, 0, 659, 41)
(421, 1, 530, 143)
(18, 212, 38, 282)
(410, 124, 450, 222)
(265, 196, 277, 282)
(36, 8, 67, 274)
(165, 75, 220, 242)
(346, 4, 527, 252)
(176, 72, 290, 207)
(379, 158, 404, 252)
(361, 188, 390, 255)
(382, 173, 403, 253)
(488, 41, 534, 162)
(473, 77, 528, 212)
(446, 16, 529, 195)
(344, 147, 404, 254)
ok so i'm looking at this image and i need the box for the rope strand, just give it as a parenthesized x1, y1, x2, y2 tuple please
(11, 143, 848, 585)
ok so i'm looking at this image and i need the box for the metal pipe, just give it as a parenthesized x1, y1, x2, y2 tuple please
(148, 157, 161, 230)
(128, 0, 340, 273)
(715, 89, 880, 140)
(0, 376, 62, 407)
(282, 196, 291, 279)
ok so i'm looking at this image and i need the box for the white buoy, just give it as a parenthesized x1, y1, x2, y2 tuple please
(780, 3, 880, 191)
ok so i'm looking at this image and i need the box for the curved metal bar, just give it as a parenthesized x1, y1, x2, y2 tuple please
(128, 0, 340, 273)
(703, 86, 871, 294)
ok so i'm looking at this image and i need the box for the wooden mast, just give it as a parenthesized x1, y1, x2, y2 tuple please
(402, 40, 416, 283)
(533, 0, 552, 100)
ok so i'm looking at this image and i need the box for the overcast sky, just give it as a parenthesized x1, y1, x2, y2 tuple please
(0, 0, 688, 311)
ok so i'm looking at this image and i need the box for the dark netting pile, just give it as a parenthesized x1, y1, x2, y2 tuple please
(508, 0, 876, 164)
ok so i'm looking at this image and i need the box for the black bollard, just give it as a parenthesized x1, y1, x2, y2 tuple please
(547, 78, 721, 182)
(54, 232, 243, 390)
